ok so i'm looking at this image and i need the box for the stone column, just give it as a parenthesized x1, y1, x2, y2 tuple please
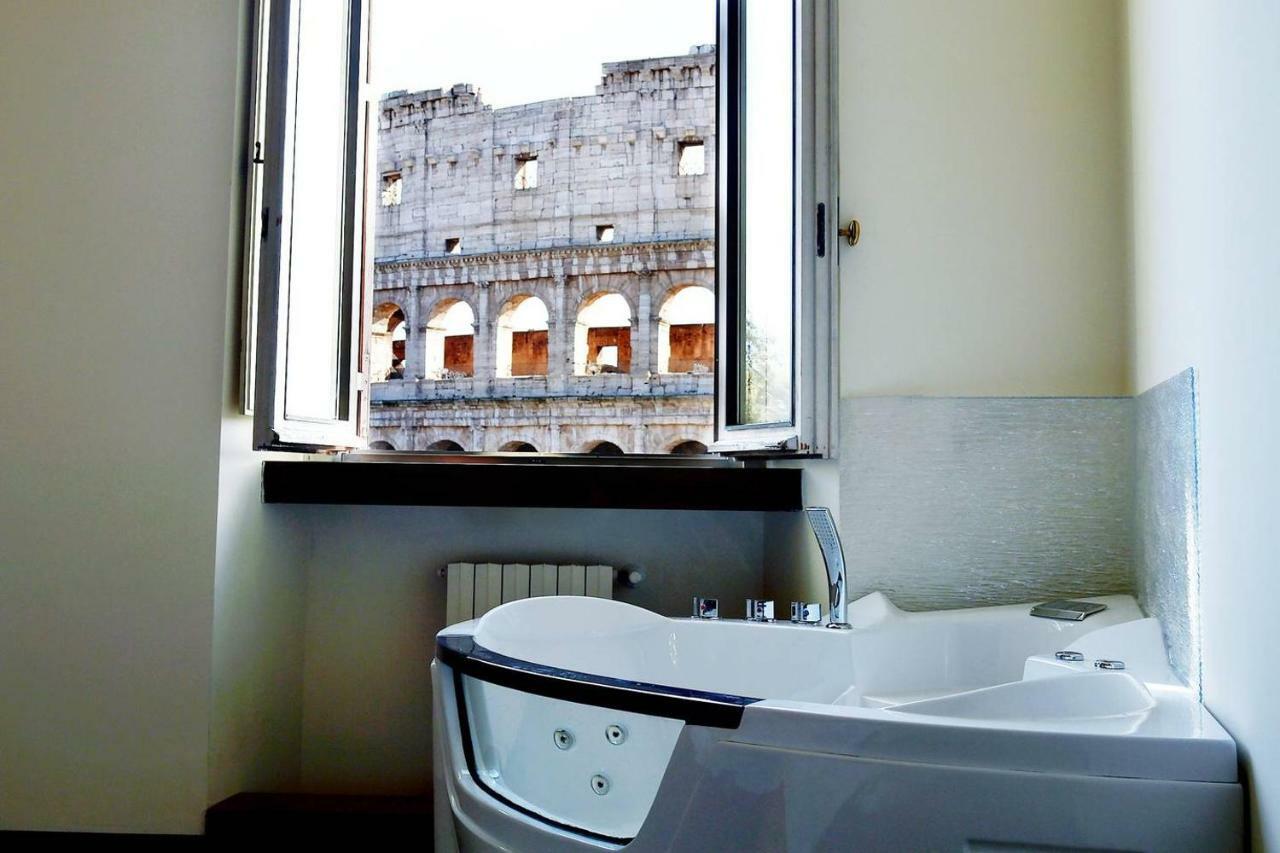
(472, 281, 494, 392)
(547, 274, 569, 393)
(630, 419, 646, 454)
(406, 278, 426, 380)
(634, 290, 652, 381)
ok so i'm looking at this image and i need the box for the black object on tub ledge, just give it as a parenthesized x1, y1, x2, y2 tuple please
(262, 459, 802, 511)
(436, 634, 759, 729)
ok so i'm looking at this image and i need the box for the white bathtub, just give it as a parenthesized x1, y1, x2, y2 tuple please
(432, 594, 1242, 851)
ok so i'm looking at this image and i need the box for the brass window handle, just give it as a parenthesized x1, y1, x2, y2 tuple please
(837, 219, 861, 247)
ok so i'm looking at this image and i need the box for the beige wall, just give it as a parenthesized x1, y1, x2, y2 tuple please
(1127, 1, 1280, 847)
(0, 0, 758, 828)
(838, 0, 1129, 397)
(0, 0, 241, 833)
(767, 0, 1132, 605)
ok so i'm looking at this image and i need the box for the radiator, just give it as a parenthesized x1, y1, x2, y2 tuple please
(445, 563, 614, 624)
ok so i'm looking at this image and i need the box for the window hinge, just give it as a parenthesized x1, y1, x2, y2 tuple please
(710, 435, 800, 456)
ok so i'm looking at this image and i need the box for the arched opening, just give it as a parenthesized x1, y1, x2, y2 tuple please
(658, 286, 714, 373)
(669, 440, 708, 456)
(496, 295, 549, 377)
(369, 440, 396, 451)
(499, 440, 538, 453)
(426, 439, 465, 451)
(372, 302, 407, 380)
(425, 299, 475, 379)
(574, 292, 632, 375)
(585, 440, 625, 456)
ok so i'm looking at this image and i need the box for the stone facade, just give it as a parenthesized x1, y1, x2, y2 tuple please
(369, 47, 717, 454)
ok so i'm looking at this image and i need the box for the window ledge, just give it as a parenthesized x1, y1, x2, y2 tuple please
(262, 460, 800, 512)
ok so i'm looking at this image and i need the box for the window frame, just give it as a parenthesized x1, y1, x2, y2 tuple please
(244, 0, 838, 460)
(713, 0, 838, 457)
(250, 0, 373, 451)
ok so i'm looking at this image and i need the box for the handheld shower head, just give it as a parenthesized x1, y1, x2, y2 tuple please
(805, 507, 850, 628)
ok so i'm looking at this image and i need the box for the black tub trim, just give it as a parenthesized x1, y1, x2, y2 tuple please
(436, 635, 758, 729)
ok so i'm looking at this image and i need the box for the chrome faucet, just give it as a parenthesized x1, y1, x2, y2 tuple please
(805, 507, 851, 629)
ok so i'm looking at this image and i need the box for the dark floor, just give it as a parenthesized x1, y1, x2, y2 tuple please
(2, 793, 434, 847)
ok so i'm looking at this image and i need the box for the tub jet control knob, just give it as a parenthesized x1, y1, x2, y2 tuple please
(1094, 659, 1126, 671)
(1054, 650, 1085, 662)
(693, 596, 719, 619)
(791, 602, 822, 624)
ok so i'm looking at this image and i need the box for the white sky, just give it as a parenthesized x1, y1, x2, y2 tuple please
(369, 0, 717, 107)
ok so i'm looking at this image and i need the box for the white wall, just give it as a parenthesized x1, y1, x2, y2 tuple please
(0, 1, 241, 833)
(206, 0, 312, 803)
(209, 421, 311, 805)
(767, 0, 1131, 605)
(0, 0, 317, 831)
(297, 505, 763, 792)
(1127, 2, 1280, 847)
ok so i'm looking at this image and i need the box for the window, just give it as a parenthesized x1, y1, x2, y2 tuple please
(677, 140, 706, 176)
(496, 295, 549, 378)
(381, 171, 402, 206)
(574, 293, 631, 375)
(500, 441, 538, 453)
(716, 0, 839, 453)
(658, 285, 714, 373)
(425, 299, 475, 378)
(371, 302, 407, 381)
(670, 440, 709, 456)
(514, 155, 538, 190)
(246, 0, 836, 458)
(586, 441, 625, 456)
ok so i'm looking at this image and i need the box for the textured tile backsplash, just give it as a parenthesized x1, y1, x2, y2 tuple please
(837, 376, 1201, 688)
(1133, 369, 1200, 690)
(839, 396, 1135, 611)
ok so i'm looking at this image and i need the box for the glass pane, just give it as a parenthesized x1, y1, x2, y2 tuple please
(740, 0, 794, 425)
(283, 0, 349, 421)
(365, 0, 717, 455)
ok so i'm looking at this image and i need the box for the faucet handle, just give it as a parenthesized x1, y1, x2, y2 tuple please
(693, 596, 719, 619)
(746, 599, 775, 622)
(790, 602, 822, 624)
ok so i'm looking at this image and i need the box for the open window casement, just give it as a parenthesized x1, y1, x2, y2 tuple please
(714, 0, 838, 457)
(251, 0, 372, 451)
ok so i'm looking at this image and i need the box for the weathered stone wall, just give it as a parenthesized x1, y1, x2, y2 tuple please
(370, 47, 716, 454)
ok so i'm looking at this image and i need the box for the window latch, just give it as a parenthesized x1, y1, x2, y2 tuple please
(816, 203, 826, 257)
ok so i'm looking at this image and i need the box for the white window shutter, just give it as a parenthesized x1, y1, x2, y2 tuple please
(252, 0, 372, 451)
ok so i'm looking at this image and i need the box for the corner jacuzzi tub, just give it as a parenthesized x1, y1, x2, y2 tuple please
(432, 594, 1242, 852)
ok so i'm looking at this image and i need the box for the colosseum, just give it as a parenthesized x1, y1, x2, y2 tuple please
(368, 46, 716, 455)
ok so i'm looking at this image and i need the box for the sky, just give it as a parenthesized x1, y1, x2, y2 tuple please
(369, 0, 717, 107)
